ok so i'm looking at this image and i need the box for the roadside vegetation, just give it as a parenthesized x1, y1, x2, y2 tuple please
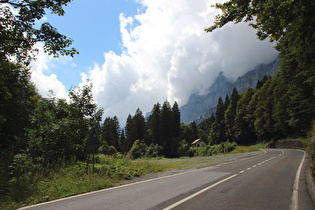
(1, 0, 314, 209)
(2, 135, 314, 210)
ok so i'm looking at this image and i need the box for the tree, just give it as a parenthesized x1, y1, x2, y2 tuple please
(207, 0, 315, 138)
(254, 79, 276, 141)
(123, 115, 134, 153)
(147, 103, 161, 145)
(0, 0, 78, 65)
(101, 116, 120, 151)
(234, 88, 257, 145)
(210, 97, 226, 144)
(190, 121, 198, 141)
(0, 62, 37, 155)
(224, 88, 239, 142)
(0, 61, 38, 192)
(123, 109, 146, 154)
(160, 101, 172, 156)
(171, 102, 181, 139)
(0, 0, 78, 194)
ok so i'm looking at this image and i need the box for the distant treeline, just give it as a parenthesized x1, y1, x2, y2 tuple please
(199, 65, 314, 146)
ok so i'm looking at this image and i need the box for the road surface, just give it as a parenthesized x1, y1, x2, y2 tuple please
(21, 149, 314, 210)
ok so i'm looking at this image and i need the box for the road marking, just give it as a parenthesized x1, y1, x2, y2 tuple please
(239, 170, 245, 174)
(290, 150, 306, 210)
(257, 163, 261, 166)
(20, 151, 267, 209)
(247, 167, 252, 170)
(163, 174, 238, 210)
(253, 165, 257, 168)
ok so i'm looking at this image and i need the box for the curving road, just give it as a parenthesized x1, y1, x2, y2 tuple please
(21, 149, 314, 210)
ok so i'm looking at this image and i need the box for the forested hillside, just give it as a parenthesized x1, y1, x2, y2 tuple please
(181, 58, 280, 124)
(0, 0, 314, 207)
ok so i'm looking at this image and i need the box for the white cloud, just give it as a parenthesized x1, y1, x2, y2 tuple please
(84, 0, 278, 124)
(30, 44, 68, 99)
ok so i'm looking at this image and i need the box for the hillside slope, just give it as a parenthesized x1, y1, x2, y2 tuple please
(180, 58, 280, 124)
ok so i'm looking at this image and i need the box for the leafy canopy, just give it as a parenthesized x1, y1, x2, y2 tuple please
(0, 0, 78, 65)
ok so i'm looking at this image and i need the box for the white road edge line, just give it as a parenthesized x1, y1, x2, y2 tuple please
(20, 151, 267, 209)
(163, 174, 238, 210)
(290, 150, 306, 210)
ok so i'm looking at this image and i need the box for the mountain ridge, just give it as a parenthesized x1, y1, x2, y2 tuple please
(180, 57, 281, 124)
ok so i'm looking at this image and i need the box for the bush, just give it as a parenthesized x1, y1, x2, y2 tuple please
(98, 142, 117, 156)
(146, 143, 162, 158)
(178, 140, 191, 157)
(129, 140, 148, 159)
(194, 142, 237, 157)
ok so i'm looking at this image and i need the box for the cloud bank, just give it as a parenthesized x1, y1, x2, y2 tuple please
(30, 44, 68, 99)
(32, 0, 279, 125)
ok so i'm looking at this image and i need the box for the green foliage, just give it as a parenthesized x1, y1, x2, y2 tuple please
(145, 143, 163, 158)
(98, 142, 117, 156)
(0, 0, 78, 65)
(194, 142, 237, 157)
(101, 116, 120, 151)
(145, 100, 182, 157)
(28, 84, 103, 165)
(209, 97, 227, 145)
(129, 140, 147, 159)
(123, 109, 146, 153)
(178, 140, 191, 157)
(225, 88, 240, 142)
(234, 88, 257, 145)
(202, 0, 314, 144)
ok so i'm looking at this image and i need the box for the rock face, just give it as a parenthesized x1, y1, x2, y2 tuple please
(180, 58, 280, 124)
(180, 72, 234, 123)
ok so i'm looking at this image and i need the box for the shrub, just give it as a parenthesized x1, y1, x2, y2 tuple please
(194, 142, 237, 157)
(146, 143, 162, 158)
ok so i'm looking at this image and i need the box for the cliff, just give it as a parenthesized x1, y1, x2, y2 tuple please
(180, 57, 280, 124)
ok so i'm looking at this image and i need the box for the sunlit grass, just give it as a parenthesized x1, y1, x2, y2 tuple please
(2, 136, 314, 210)
(228, 142, 268, 154)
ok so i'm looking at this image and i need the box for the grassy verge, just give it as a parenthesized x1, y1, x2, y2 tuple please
(2, 138, 313, 210)
(0, 156, 172, 210)
(228, 142, 268, 154)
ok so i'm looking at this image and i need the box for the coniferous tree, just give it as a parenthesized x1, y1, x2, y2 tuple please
(235, 88, 257, 145)
(190, 121, 199, 141)
(124, 109, 146, 154)
(134, 108, 146, 141)
(147, 103, 161, 145)
(160, 101, 172, 156)
(171, 102, 181, 139)
(123, 115, 134, 153)
(120, 129, 126, 151)
(223, 94, 230, 111)
(101, 116, 120, 151)
(254, 80, 276, 141)
(181, 123, 195, 144)
(225, 88, 239, 142)
(210, 97, 226, 144)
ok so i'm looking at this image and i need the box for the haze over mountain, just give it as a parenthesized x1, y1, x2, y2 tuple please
(180, 57, 281, 124)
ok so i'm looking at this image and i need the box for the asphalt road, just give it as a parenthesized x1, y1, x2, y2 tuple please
(21, 149, 314, 210)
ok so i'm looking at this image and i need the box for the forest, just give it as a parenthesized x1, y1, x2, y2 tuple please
(0, 0, 314, 208)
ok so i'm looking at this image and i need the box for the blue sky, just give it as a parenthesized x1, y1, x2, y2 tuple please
(30, 0, 279, 124)
(42, 0, 143, 90)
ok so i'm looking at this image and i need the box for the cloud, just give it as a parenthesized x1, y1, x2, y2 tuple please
(30, 44, 68, 99)
(84, 0, 278, 124)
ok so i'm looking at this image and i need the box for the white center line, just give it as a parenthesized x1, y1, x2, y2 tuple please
(163, 174, 238, 210)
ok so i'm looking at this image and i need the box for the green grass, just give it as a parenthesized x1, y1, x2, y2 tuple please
(2, 136, 314, 210)
(228, 142, 268, 154)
